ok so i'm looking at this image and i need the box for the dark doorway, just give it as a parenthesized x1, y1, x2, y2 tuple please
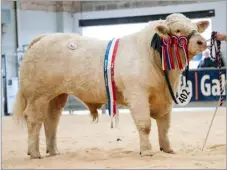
(2, 54, 9, 116)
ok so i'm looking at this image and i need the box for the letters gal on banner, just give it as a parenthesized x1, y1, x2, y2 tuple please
(185, 68, 226, 102)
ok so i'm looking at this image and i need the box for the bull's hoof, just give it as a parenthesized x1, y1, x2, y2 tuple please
(29, 152, 42, 159)
(46, 149, 60, 156)
(160, 147, 175, 154)
(92, 119, 99, 123)
(140, 149, 154, 157)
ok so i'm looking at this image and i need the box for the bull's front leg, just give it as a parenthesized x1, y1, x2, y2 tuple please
(125, 87, 153, 156)
(156, 112, 175, 154)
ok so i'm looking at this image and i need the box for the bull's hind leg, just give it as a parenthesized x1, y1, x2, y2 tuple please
(44, 93, 68, 156)
(125, 87, 153, 156)
(25, 99, 48, 159)
(156, 113, 175, 154)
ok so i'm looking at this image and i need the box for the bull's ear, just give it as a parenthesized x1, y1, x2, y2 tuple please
(155, 24, 169, 35)
(196, 20, 209, 33)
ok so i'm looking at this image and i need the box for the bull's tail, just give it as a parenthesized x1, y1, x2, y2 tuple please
(12, 88, 27, 126)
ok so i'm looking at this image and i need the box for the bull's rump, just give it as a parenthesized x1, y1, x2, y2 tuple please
(19, 33, 110, 102)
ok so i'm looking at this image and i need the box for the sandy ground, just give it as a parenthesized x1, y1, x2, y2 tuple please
(2, 108, 226, 169)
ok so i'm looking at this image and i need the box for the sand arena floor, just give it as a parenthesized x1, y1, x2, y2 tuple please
(2, 108, 226, 169)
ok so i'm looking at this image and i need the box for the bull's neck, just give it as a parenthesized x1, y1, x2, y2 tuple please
(161, 51, 194, 96)
(124, 28, 192, 90)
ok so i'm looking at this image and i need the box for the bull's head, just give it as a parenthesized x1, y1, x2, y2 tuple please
(155, 13, 209, 61)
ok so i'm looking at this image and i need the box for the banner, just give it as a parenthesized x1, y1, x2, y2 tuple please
(185, 68, 226, 102)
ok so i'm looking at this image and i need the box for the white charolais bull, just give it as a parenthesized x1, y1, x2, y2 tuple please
(13, 13, 209, 159)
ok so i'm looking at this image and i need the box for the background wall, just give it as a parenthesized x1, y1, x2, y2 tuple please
(1, 1, 80, 78)
(80, 0, 221, 12)
(2, 1, 17, 78)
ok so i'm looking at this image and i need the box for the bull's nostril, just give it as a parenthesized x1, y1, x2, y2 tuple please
(197, 40, 203, 45)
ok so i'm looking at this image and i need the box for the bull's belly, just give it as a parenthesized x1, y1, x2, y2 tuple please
(66, 78, 107, 104)
(69, 89, 107, 104)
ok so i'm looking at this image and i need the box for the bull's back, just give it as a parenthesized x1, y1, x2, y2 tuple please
(20, 33, 109, 100)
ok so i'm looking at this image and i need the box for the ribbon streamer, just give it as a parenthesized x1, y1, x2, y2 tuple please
(171, 36, 183, 70)
(161, 36, 188, 71)
(104, 38, 120, 128)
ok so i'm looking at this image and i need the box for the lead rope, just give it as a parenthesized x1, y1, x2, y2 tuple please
(210, 31, 223, 106)
(201, 31, 224, 151)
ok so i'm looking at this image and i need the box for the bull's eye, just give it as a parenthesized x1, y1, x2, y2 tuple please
(176, 30, 180, 33)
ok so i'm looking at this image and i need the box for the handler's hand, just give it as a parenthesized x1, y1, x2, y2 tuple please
(215, 32, 227, 41)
